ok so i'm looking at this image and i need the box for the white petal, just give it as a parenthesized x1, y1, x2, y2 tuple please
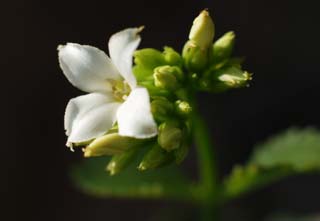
(116, 87, 158, 138)
(58, 43, 122, 93)
(108, 28, 142, 89)
(65, 93, 121, 144)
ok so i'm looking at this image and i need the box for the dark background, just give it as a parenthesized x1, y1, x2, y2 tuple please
(4, 0, 320, 220)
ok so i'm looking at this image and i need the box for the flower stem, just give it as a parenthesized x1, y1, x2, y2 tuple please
(191, 95, 219, 220)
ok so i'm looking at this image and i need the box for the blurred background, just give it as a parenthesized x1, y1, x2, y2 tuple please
(4, 0, 320, 220)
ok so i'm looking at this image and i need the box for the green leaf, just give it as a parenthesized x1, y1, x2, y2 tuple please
(70, 156, 194, 200)
(251, 127, 320, 171)
(223, 165, 292, 199)
(223, 128, 320, 200)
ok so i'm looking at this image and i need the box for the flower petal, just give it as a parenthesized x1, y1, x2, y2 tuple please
(58, 43, 122, 93)
(65, 93, 121, 145)
(116, 87, 158, 138)
(108, 28, 142, 89)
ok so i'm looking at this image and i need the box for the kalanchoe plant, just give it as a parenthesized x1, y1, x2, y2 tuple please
(59, 10, 320, 221)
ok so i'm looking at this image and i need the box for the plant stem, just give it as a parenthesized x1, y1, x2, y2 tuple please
(190, 95, 219, 220)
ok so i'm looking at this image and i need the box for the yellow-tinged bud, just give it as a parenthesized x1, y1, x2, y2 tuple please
(153, 65, 180, 90)
(210, 66, 253, 92)
(182, 10, 215, 72)
(175, 100, 192, 118)
(83, 133, 143, 157)
(158, 121, 183, 152)
(189, 10, 215, 49)
(138, 143, 173, 171)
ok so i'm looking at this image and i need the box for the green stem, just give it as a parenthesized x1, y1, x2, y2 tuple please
(190, 95, 219, 220)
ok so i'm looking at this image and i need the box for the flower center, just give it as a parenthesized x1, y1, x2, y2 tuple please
(108, 79, 131, 102)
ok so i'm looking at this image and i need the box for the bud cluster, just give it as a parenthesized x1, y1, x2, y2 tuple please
(78, 9, 252, 175)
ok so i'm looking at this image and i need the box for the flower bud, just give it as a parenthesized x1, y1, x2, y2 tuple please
(138, 143, 173, 171)
(133, 48, 166, 81)
(212, 31, 235, 63)
(151, 97, 174, 122)
(174, 141, 190, 164)
(189, 10, 215, 49)
(211, 66, 253, 92)
(158, 121, 183, 152)
(134, 48, 166, 69)
(153, 65, 180, 90)
(106, 148, 138, 175)
(175, 100, 192, 118)
(182, 10, 215, 72)
(139, 80, 171, 97)
(182, 41, 209, 72)
(163, 46, 183, 67)
(83, 133, 143, 157)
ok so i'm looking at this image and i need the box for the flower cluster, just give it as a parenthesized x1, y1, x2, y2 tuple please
(58, 10, 251, 175)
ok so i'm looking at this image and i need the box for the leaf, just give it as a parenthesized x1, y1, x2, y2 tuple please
(251, 127, 320, 171)
(223, 128, 320, 199)
(70, 156, 194, 200)
(223, 165, 292, 199)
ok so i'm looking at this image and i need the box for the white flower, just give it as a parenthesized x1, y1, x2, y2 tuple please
(58, 28, 158, 147)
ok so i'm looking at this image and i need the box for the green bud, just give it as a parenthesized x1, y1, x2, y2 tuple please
(139, 80, 171, 97)
(138, 143, 173, 171)
(153, 65, 180, 90)
(182, 41, 209, 72)
(174, 141, 190, 164)
(182, 10, 215, 72)
(133, 48, 166, 82)
(163, 46, 183, 67)
(212, 31, 235, 63)
(151, 97, 174, 122)
(211, 66, 253, 92)
(158, 121, 183, 152)
(106, 147, 138, 175)
(134, 48, 166, 69)
(175, 100, 192, 118)
(189, 10, 215, 49)
(84, 133, 143, 157)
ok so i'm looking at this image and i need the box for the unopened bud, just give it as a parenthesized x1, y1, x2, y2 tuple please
(106, 148, 138, 175)
(182, 41, 209, 72)
(189, 10, 215, 49)
(182, 10, 215, 72)
(174, 141, 190, 164)
(133, 48, 166, 81)
(153, 65, 180, 90)
(83, 133, 143, 157)
(211, 66, 253, 92)
(175, 100, 192, 118)
(138, 143, 173, 171)
(163, 46, 183, 67)
(212, 31, 235, 63)
(134, 48, 166, 69)
(158, 121, 183, 152)
(151, 97, 174, 122)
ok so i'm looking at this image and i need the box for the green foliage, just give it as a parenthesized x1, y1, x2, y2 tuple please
(223, 165, 292, 199)
(71, 156, 194, 200)
(251, 128, 320, 171)
(223, 128, 320, 199)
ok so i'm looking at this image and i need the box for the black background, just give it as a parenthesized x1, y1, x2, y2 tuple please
(4, 0, 320, 220)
